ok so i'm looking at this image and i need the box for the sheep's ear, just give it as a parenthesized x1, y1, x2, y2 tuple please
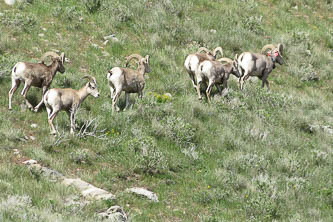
(278, 44, 284, 55)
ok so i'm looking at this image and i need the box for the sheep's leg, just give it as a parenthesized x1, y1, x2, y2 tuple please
(34, 86, 48, 112)
(112, 89, 122, 112)
(48, 108, 60, 135)
(216, 84, 223, 95)
(221, 79, 229, 97)
(239, 71, 249, 90)
(21, 81, 33, 110)
(46, 105, 52, 119)
(196, 80, 203, 100)
(109, 85, 115, 99)
(206, 80, 214, 103)
(70, 111, 76, 135)
(8, 79, 20, 110)
(261, 73, 270, 91)
(188, 72, 197, 89)
(124, 92, 130, 111)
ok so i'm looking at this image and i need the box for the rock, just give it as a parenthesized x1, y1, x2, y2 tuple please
(98, 206, 127, 222)
(30, 123, 38, 128)
(29, 136, 36, 141)
(13, 149, 20, 155)
(126, 187, 159, 202)
(63, 178, 116, 201)
(309, 125, 333, 135)
(0, 13, 4, 16)
(23, 159, 38, 165)
(38, 33, 45, 37)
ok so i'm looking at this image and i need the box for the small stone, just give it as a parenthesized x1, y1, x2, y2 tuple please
(30, 124, 38, 128)
(23, 159, 38, 165)
(13, 149, 20, 155)
(38, 33, 45, 37)
(91, 43, 99, 49)
(98, 206, 127, 221)
(102, 51, 110, 57)
(41, 27, 47, 31)
(104, 34, 119, 42)
(29, 136, 36, 141)
(210, 29, 217, 34)
(126, 187, 159, 202)
(0, 13, 4, 16)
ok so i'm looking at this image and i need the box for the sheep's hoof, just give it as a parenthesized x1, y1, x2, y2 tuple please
(33, 108, 39, 112)
(198, 97, 202, 101)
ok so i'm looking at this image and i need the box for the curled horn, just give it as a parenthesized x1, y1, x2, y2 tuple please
(261, 44, 276, 54)
(277, 43, 284, 55)
(217, 57, 233, 63)
(125, 54, 143, 67)
(197, 47, 212, 54)
(82, 75, 97, 85)
(213, 47, 224, 58)
(41, 51, 60, 62)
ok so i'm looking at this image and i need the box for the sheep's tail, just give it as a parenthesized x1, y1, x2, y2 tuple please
(107, 70, 112, 79)
(43, 90, 50, 105)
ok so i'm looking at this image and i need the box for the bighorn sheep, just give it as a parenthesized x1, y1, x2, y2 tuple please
(107, 54, 151, 112)
(43, 75, 99, 135)
(8, 51, 66, 111)
(237, 44, 284, 90)
(184, 47, 223, 89)
(196, 55, 240, 102)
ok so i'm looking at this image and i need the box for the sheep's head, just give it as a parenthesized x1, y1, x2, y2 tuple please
(261, 44, 284, 65)
(126, 54, 151, 73)
(197, 47, 215, 60)
(41, 51, 66, 73)
(218, 55, 240, 78)
(83, 75, 100, 98)
(232, 54, 241, 78)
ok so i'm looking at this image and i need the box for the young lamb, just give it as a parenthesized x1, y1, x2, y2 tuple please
(43, 75, 99, 135)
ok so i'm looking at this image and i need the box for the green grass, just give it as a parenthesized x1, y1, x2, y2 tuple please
(0, 0, 333, 221)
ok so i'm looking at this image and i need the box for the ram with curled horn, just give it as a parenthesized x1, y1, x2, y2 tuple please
(237, 43, 284, 90)
(196, 54, 240, 102)
(184, 46, 223, 90)
(43, 74, 100, 135)
(8, 51, 67, 111)
(107, 53, 151, 112)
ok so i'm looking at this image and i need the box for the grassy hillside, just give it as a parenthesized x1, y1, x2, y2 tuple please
(0, 0, 333, 221)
